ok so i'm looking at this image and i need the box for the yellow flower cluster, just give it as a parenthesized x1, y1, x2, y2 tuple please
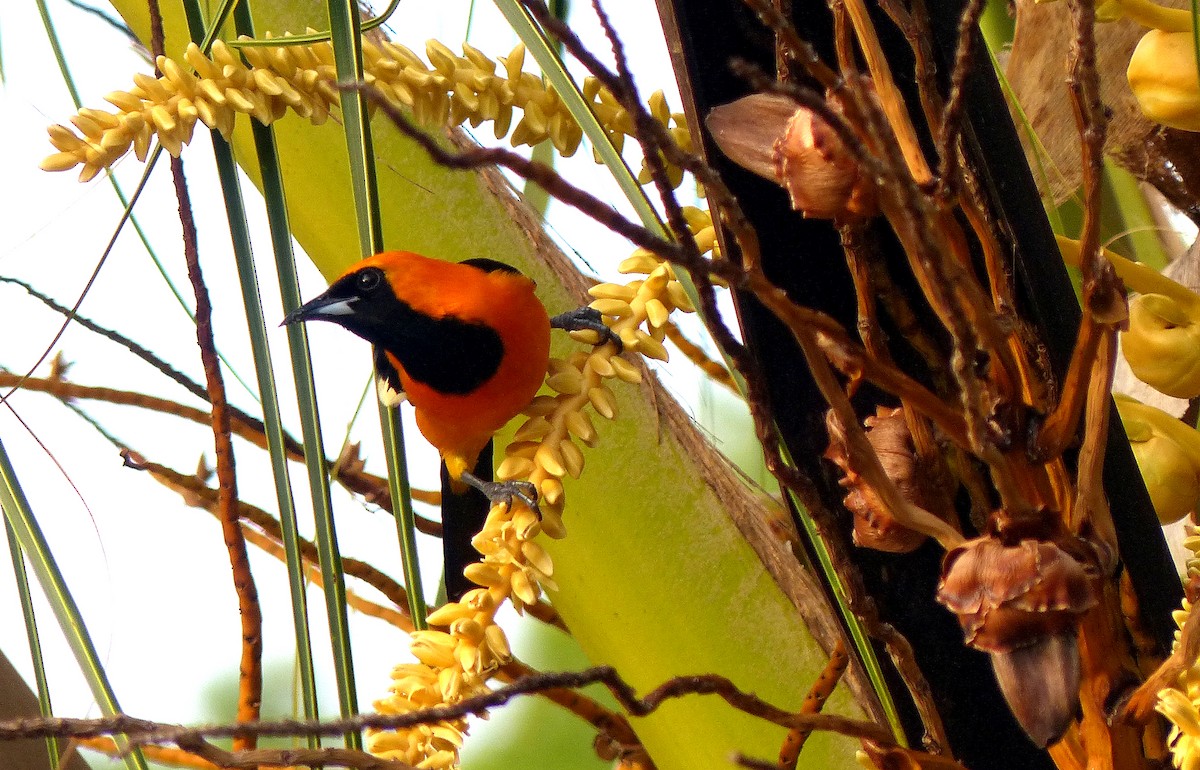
(41, 35, 690, 187)
(1158, 530, 1200, 770)
(369, 208, 716, 766)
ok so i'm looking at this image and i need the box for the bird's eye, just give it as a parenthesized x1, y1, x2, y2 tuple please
(356, 268, 383, 293)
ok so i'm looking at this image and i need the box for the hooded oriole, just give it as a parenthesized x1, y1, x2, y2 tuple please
(285, 250, 600, 600)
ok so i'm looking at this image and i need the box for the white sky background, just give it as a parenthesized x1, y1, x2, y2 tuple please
(0, 0, 742, 766)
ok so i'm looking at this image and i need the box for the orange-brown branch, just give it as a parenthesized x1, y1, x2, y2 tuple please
(779, 639, 848, 769)
(0, 371, 442, 533)
(122, 451, 414, 619)
(168, 143, 261, 751)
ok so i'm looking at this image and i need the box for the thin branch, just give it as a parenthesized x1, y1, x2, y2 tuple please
(738, 0, 841, 89)
(78, 737, 217, 769)
(0, 667, 896, 747)
(778, 639, 847, 769)
(0, 276, 280, 442)
(934, 0, 987, 195)
(0, 370, 442, 533)
(876, 0, 943, 135)
(179, 737, 412, 770)
(152, 0, 261, 730)
(1070, 330, 1118, 544)
(839, 0, 933, 184)
(1034, 0, 1125, 458)
(80, 734, 410, 769)
(120, 450, 415, 620)
(1030, 315, 1103, 458)
(497, 661, 643, 754)
(173, 151, 263, 746)
(662, 322, 738, 392)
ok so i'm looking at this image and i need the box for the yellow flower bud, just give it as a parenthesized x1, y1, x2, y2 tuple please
(1121, 293, 1200, 398)
(1129, 29, 1200, 131)
(1115, 395, 1200, 524)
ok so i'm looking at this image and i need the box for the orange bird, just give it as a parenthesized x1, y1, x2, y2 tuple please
(285, 251, 608, 599)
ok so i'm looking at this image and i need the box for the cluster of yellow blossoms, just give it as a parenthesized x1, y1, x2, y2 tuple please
(369, 208, 716, 766)
(41, 35, 691, 187)
(1158, 528, 1200, 770)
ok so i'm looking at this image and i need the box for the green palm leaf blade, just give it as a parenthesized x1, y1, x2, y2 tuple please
(104, 1, 865, 767)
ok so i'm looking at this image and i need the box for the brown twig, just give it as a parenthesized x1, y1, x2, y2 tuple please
(1123, 598, 1200, 723)
(498, 661, 643, 756)
(778, 639, 848, 769)
(175, 737, 412, 770)
(151, 0, 262, 728)
(80, 733, 410, 769)
(121, 451, 415, 619)
(872, 621, 950, 753)
(934, 0, 987, 196)
(78, 737, 219, 769)
(0, 370, 442, 533)
(1070, 330, 1118, 543)
(840, 0, 933, 184)
(831, 0, 856, 74)
(877, 0, 942, 135)
(0, 276, 283, 439)
(662, 322, 738, 392)
(172, 152, 263, 746)
(1031, 315, 1104, 459)
(1036, 0, 1123, 458)
(773, 0, 794, 82)
(0, 666, 897, 747)
(739, 0, 840, 89)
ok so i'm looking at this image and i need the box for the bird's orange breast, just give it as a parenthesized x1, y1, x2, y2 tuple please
(365, 252, 551, 472)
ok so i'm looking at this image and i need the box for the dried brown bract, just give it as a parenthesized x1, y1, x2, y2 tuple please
(936, 536, 1098, 745)
(825, 406, 932, 553)
(936, 536, 1097, 652)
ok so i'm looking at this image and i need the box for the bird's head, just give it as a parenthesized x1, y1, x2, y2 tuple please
(282, 253, 417, 344)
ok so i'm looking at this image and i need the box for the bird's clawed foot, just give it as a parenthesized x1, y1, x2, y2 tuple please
(550, 306, 623, 351)
(460, 471, 541, 516)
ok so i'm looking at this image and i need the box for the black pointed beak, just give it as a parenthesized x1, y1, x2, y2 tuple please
(281, 292, 358, 327)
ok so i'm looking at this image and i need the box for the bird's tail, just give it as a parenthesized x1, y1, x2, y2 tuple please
(439, 439, 493, 602)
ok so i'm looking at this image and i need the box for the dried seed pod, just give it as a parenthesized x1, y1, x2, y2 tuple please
(824, 407, 931, 553)
(706, 92, 877, 220)
(936, 536, 1097, 746)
